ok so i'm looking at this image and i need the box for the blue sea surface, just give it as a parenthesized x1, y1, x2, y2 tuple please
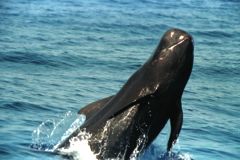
(0, 0, 239, 159)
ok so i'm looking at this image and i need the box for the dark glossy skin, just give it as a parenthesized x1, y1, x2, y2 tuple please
(56, 28, 194, 159)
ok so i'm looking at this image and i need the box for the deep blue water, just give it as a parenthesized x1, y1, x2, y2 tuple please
(0, 0, 239, 159)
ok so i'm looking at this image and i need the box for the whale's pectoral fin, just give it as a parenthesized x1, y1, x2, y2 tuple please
(78, 95, 114, 119)
(167, 101, 183, 151)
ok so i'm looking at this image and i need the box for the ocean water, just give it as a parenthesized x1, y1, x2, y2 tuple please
(0, 0, 239, 159)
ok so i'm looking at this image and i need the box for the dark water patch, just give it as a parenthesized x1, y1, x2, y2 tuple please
(86, 21, 166, 36)
(66, 54, 142, 73)
(1, 101, 53, 113)
(0, 51, 76, 68)
(194, 63, 240, 80)
(193, 147, 239, 160)
(34, 36, 48, 42)
(184, 128, 210, 136)
(0, 145, 11, 156)
(0, 51, 52, 65)
(194, 30, 233, 39)
(210, 126, 240, 143)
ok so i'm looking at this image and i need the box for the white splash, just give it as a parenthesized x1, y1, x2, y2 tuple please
(62, 115, 85, 140)
(31, 111, 85, 151)
(53, 114, 86, 150)
(55, 117, 146, 160)
(57, 130, 98, 160)
(158, 151, 193, 160)
(129, 134, 147, 160)
(31, 111, 193, 160)
(177, 152, 193, 160)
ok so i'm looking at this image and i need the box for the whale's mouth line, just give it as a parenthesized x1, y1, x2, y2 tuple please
(168, 37, 191, 50)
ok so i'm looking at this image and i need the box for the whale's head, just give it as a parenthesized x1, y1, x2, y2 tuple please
(150, 28, 194, 96)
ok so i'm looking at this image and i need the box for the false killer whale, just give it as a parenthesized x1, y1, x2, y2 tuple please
(56, 28, 194, 159)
